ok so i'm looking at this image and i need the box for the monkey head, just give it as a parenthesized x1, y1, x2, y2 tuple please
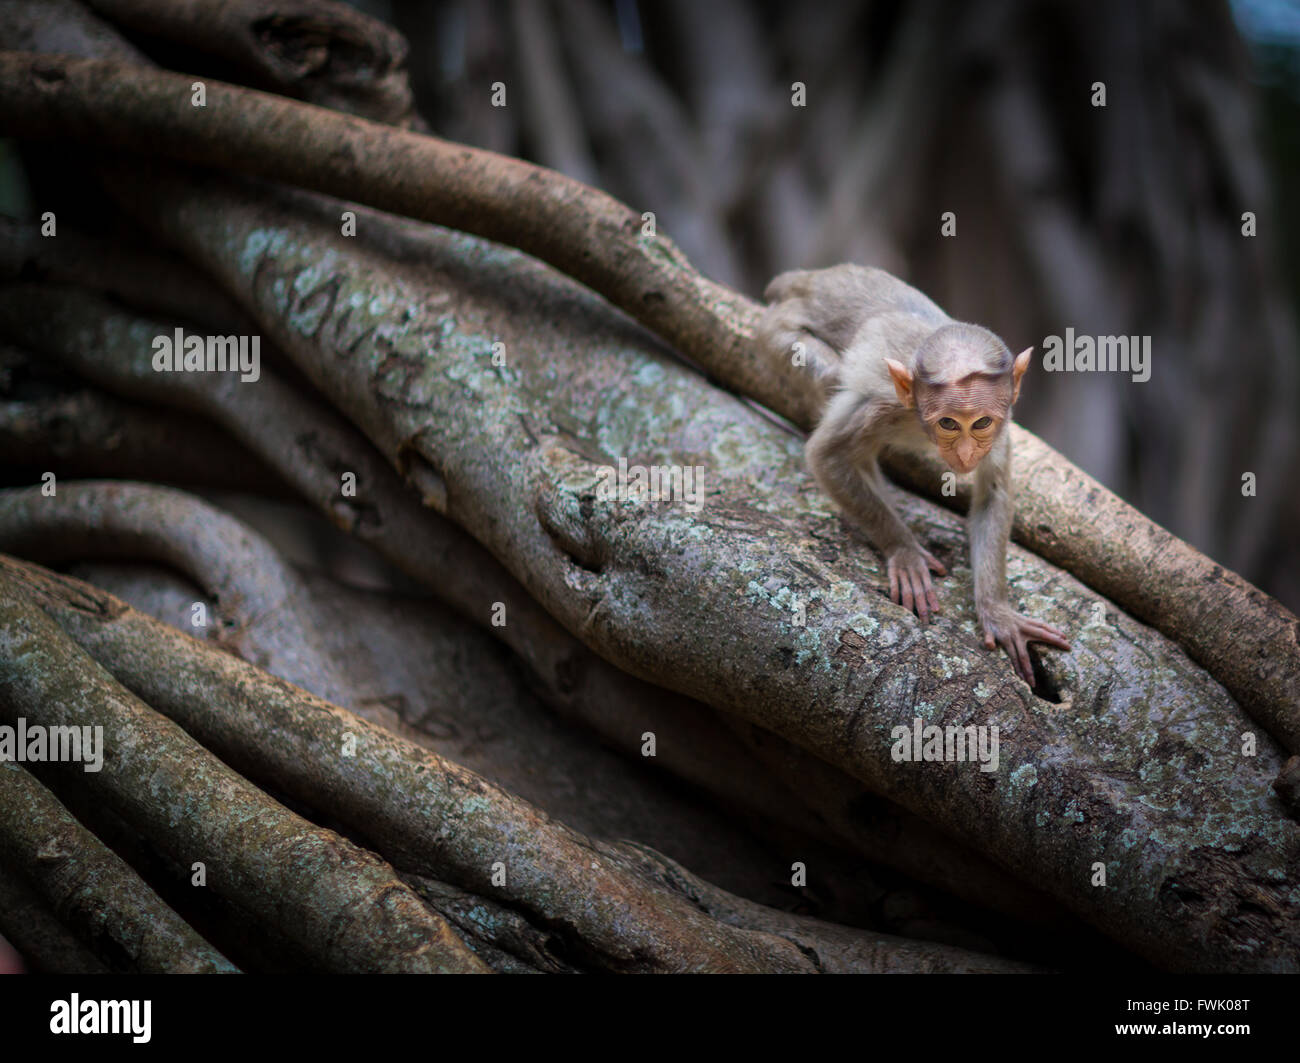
(885, 324, 1033, 475)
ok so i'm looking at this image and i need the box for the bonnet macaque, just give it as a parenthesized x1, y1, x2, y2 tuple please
(758, 264, 1069, 686)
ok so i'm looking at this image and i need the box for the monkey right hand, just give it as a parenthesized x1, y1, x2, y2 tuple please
(978, 603, 1071, 688)
(884, 544, 947, 624)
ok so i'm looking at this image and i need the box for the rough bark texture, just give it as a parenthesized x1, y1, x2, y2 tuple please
(0, 386, 281, 491)
(0, 573, 492, 974)
(50, 549, 854, 921)
(0, 280, 1068, 924)
(2, 555, 1036, 974)
(0, 864, 111, 974)
(0, 762, 236, 973)
(80, 168, 1298, 972)
(0, 53, 778, 412)
(883, 439, 1300, 757)
(1, 11, 1296, 975)
(0, 51, 1292, 755)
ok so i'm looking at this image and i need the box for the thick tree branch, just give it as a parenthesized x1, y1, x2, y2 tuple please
(0, 576, 492, 974)
(0, 279, 1060, 923)
(0, 216, 254, 333)
(0, 761, 237, 973)
(1, 555, 1036, 974)
(0, 385, 281, 491)
(0, 864, 111, 974)
(0, 51, 1292, 752)
(64, 555, 883, 923)
(85, 171, 1298, 971)
(83, 0, 418, 126)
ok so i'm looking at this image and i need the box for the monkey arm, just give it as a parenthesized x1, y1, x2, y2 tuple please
(807, 391, 946, 622)
(970, 440, 1071, 685)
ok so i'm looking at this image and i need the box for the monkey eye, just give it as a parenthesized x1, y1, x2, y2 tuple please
(938, 417, 959, 431)
(972, 417, 993, 430)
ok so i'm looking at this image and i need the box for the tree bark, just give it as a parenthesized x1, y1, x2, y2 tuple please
(1, 554, 1037, 974)
(0, 51, 1292, 756)
(1, 11, 1297, 975)
(0, 761, 237, 973)
(0, 576, 492, 974)
(83, 0, 418, 126)
(0, 280, 1069, 925)
(67, 167, 1296, 971)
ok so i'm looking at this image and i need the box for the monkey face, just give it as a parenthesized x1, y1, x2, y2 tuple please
(928, 412, 1003, 473)
(917, 374, 1011, 473)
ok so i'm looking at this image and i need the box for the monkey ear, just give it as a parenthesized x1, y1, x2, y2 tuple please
(1011, 347, 1033, 403)
(884, 359, 916, 408)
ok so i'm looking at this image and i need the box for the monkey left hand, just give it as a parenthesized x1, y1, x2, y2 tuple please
(978, 604, 1071, 687)
(885, 543, 947, 625)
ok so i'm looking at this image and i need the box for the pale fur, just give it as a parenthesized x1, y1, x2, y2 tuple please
(756, 264, 1068, 684)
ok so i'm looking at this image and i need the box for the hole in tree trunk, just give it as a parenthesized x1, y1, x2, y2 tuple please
(1031, 655, 1063, 704)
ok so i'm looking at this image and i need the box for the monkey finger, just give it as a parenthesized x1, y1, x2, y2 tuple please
(1018, 652, 1034, 686)
(1025, 617, 1067, 638)
(923, 551, 947, 577)
(1041, 629, 1071, 650)
(898, 570, 915, 616)
(915, 570, 940, 616)
(1034, 634, 1071, 652)
(1022, 646, 1039, 686)
(1024, 624, 1071, 651)
(914, 579, 931, 624)
(1005, 637, 1032, 685)
(911, 569, 931, 622)
(888, 566, 901, 605)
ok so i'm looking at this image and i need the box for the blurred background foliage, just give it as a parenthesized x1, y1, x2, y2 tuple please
(351, 0, 1300, 612)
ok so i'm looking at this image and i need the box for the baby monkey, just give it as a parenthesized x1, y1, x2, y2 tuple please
(759, 264, 1069, 686)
